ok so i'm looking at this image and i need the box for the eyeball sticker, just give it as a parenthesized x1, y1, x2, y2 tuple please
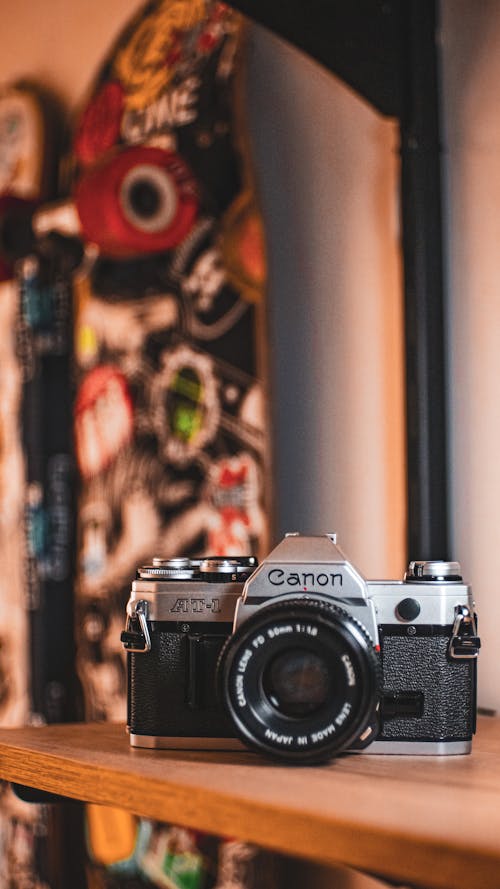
(150, 344, 219, 465)
(74, 366, 134, 478)
(74, 145, 199, 257)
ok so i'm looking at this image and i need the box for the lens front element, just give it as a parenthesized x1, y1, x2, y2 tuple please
(219, 599, 380, 763)
(263, 649, 331, 719)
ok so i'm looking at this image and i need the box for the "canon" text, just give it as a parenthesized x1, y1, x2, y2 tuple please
(267, 569, 343, 589)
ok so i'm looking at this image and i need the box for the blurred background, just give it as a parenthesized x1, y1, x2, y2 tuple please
(0, 0, 498, 702)
(0, 0, 500, 888)
(1, 0, 490, 704)
(0, 1, 499, 885)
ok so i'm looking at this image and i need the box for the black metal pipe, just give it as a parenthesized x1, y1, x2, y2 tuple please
(400, 0, 449, 560)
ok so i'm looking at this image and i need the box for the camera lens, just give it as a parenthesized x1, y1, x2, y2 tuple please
(218, 599, 380, 763)
(262, 649, 331, 718)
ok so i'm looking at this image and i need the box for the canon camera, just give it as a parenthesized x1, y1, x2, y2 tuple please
(121, 533, 480, 763)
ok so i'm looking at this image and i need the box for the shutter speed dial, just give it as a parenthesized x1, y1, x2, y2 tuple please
(405, 560, 462, 582)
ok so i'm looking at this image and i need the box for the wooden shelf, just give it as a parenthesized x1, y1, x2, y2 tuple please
(0, 718, 500, 889)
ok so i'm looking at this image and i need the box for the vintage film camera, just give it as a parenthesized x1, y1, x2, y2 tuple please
(121, 533, 480, 763)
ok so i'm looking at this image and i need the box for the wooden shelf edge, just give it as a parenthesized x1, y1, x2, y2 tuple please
(0, 720, 499, 889)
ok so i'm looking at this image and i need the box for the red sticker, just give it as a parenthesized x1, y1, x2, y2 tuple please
(74, 81, 124, 167)
(74, 366, 134, 478)
(74, 145, 199, 257)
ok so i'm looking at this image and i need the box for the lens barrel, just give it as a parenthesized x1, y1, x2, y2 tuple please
(218, 598, 381, 763)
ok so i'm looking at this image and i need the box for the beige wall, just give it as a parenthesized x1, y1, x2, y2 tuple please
(245, 28, 406, 580)
(0, 0, 140, 107)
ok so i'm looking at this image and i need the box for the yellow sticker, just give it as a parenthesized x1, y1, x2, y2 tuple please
(114, 0, 207, 110)
(86, 803, 138, 866)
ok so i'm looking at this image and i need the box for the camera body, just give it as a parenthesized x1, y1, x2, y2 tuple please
(122, 534, 480, 762)
(122, 556, 256, 749)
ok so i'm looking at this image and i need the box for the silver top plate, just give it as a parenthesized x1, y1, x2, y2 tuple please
(129, 579, 245, 622)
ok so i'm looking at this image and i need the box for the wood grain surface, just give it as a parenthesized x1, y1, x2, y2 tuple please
(0, 718, 499, 889)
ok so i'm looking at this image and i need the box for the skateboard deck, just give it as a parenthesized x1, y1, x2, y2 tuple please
(0, 83, 66, 889)
(68, 1, 273, 884)
(72, 0, 271, 713)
